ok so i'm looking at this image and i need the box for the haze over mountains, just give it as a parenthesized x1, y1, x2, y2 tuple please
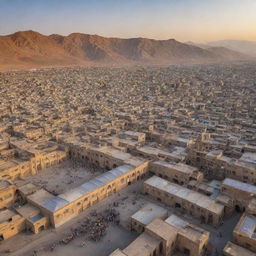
(207, 40, 256, 57)
(187, 40, 256, 57)
(0, 30, 250, 71)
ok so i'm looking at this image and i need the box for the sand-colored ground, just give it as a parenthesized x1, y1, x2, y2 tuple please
(23, 160, 104, 194)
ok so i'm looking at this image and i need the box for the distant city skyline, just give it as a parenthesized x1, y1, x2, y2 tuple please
(0, 0, 256, 42)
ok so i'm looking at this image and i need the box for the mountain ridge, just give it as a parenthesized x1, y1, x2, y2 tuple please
(0, 30, 249, 71)
(186, 40, 256, 57)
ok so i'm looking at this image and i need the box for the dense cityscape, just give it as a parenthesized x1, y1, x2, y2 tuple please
(0, 61, 255, 256)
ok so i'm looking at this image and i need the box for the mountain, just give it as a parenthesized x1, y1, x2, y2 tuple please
(207, 40, 256, 57)
(0, 30, 249, 71)
(184, 41, 210, 49)
(0, 31, 84, 71)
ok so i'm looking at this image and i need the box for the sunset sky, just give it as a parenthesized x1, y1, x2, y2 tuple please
(0, 0, 256, 42)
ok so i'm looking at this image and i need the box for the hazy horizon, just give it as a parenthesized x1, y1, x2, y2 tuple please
(0, 0, 256, 43)
(2, 29, 256, 44)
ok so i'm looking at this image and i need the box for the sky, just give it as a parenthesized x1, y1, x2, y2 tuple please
(0, 0, 256, 42)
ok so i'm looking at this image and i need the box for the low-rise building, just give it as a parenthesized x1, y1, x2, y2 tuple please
(28, 162, 148, 228)
(0, 180, 16, 209)
(15, 203, 49, 234)
(233, 213, 256, 252)
(246, 198, 256, 216)
(223, 241, 255, 256)
(144, 176, 224, 227)
(145, 218, 178, 256)
(150, 161, 203, 185)
(123, 131, 146, 143)
(222, 178, 256, 212)
(0, 209, 25, 241)
(165, 214, 210, 256)
(130, 203, 168, 233)
(122, 232, 161, 256)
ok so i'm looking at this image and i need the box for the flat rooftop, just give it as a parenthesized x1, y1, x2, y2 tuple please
(123, 232, 160, 256)
(222, 178, 256, 195)
(153, 161, 198, 174)
(165, 214, 189, 229)
(124, 131, 145, 137)
(92, 146, 132, 161)
(35, 164, 135, 213)
(131, 203, 167, 226)
(18, 183, 40, 196)
(146, 218, 177, 244)
(234, 214, 256, 240)
(240, 152, 256, 164)
(145, 176, 224, 215)
(27, 188, 56, 207)
(0, 209, 18, 224)
(59, 165, 133, 203)
(15, 203, 41, 219)
(165, 214, 209, 243)
(109, 249, 127, 256)
(223, 242, 255, 256)
(172, 162, 198, 173)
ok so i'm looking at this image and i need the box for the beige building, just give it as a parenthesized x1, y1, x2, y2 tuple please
(145, 218, 178, 256)
(0, 180, 16, 209)
(150, 161, 203, 186)
(0, 141, 67, 181)
(15, 203, 49, 234)
(27, 161, 148, 228)
(222, 178, 256, 212)
(17, 183, 41, 201)
(0, 158, 31, 181)
(122, 232, 161, 256)
(165, 214, 210, 256)
(110, 214, 209, 256)
(233, 213, 256, 252)
(69, 144, 147, 174)
(0, 209, 25, 241)
(12, 126, 45, 140)
(144, 176, 224, 227)
(109, 249, 128, 256)
(246, 197, 256, 216)
(133, 146, 185, 163)
(131, 203, 168, 233)
(186, 137, 256, 184)
(123, 131, 146, 143)
(223, 242, 255, 256)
